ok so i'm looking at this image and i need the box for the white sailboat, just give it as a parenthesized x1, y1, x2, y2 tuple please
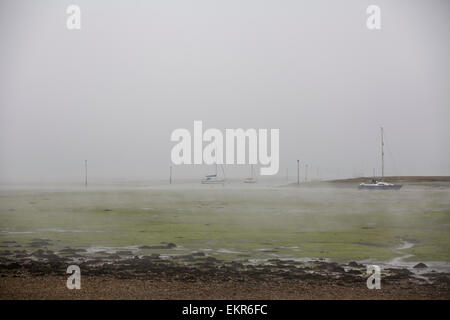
(359, 127, 402, 190)
(201, 164, 226, 184)
(244, 164, 257, 183)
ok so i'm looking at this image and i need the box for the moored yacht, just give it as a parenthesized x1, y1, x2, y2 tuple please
(359, 127, 402, 190)
(201, 164, 226, 184)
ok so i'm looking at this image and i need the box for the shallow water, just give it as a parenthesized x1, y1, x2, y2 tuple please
(0, 182, 449, 269)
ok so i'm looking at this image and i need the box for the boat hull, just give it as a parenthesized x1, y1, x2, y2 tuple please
(201, 179, 225, 184)
(358, 184, 402, 190)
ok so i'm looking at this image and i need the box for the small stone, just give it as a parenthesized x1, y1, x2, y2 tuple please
(413, 263, 428, 269)
(348, 261, 362, 268)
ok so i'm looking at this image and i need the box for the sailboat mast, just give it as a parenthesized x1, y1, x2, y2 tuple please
(221, 164, 226, 179)
(85, 160, 88, 188)
(381, 127, 384, 179)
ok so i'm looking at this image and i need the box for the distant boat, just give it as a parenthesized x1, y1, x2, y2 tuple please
(359, 127, 402, 190)
(244, 164, 257, 183)
(201, 164, 225, 184)
(359, 179, 402, 190)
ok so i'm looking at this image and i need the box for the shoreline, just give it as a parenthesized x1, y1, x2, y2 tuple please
(1, 250, 449, 299)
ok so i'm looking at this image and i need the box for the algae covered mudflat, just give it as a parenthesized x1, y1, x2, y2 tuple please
(1, 182, 449, 265)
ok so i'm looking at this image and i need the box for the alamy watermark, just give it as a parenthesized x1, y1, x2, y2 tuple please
(66, 265, 81, 289)
(65, 5, 379, 31)
(366, 265, 381, 289)
(367, 5, 381, 30)
(170, 121, 279, 175)
(66, 5, 81, 30)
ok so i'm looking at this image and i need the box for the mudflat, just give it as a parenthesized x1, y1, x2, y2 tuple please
(1, 179, 449, 299)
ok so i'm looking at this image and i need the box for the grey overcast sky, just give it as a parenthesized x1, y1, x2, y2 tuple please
(0, 0, 449, 183)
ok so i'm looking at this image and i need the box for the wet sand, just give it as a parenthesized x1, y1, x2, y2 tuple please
(1, 271, 449, 300)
